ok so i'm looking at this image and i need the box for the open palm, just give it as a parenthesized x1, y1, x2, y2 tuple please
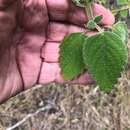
(0, 0, 114, 103)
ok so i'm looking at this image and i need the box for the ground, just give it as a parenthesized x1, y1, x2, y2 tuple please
(0, 31, 130, 130)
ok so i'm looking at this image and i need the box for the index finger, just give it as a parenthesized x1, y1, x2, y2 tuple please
(47, 0, 115, 26)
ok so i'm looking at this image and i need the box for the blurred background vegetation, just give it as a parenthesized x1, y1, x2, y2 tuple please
(97, 0, 130, 20)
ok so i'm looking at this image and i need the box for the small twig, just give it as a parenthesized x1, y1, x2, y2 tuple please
(6, 104, 55, 130)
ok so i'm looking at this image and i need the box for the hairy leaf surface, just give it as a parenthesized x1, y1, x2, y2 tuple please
(87, 20, 96, 30)
(60, 33, 87, 80)
(83, 31, 128, 92)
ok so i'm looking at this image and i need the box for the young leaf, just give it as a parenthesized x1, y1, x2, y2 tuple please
(87, 20, 96, 30)
(94, 15, 103, 24)
(112, 21, 128, 43)
(60, 33, 87, 80)
(83, 31, 128, 92)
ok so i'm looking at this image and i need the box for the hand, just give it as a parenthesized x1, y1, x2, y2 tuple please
(0, 0, 114, 103)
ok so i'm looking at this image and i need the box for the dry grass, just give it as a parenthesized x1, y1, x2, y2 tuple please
(0, 30, 130, 130)
(0, 79, 130, 130)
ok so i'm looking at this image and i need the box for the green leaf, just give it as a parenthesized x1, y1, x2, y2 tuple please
(87, 20, 96, 30)
(83, 31, 128, 92)
(60, 33, 87, 80)
(120, 10, 128, 18)
(94, 15, 103, 24)
(116, 0, 128, 5)
(112, 21, 128, 43)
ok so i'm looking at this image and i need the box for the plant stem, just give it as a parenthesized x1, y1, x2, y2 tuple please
(85, 2, 94, 19)
(85, 1, 103, 32)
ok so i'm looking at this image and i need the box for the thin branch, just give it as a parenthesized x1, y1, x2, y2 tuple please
(6, 104, 56, 130)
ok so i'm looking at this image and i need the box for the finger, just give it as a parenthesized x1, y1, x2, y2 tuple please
(39, 62, 93, 84)
(46, 0, 115, 26)
(19, 0, 49, 33)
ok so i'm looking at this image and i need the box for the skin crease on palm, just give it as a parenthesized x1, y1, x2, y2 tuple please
(0, 0, 115, 103)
